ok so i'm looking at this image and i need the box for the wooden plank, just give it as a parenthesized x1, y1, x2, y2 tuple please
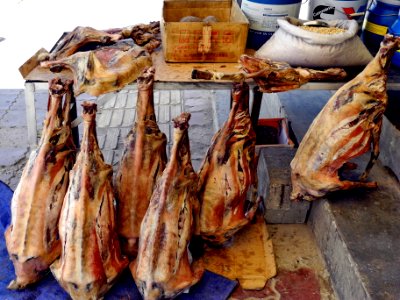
(23, 48, 242, 85)
(201, 214, 277, 290)
(163, 0, 231, 21)
(24, 65, 73, 82)
(152, 50, 242, 82)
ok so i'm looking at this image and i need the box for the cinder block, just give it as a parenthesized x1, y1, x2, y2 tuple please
(257, 147, 310, 224)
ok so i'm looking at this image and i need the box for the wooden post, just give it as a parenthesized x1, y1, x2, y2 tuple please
(69, 93, 80, 148)
(251, 86, 262, 130)
(24, 82, 38, 148)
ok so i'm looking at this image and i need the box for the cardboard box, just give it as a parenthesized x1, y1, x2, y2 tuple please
(161, 0, 249, 62)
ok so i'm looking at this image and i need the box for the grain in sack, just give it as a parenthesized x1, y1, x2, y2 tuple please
(256, 17, 373, 68)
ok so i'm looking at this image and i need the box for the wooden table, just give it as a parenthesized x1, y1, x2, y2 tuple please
(22, 50, 400, 147)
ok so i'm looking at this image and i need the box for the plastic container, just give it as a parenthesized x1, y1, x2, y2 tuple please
(389, 10, 400, 67)
(240, 0, 302, 50)
(361, 0, 400, 55)
(306, 0, 368, 25)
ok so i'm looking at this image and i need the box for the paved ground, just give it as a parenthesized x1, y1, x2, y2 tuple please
(0, 88, 228, 190)
(0, 89, 31, 189)
(0, 86, 286, 190)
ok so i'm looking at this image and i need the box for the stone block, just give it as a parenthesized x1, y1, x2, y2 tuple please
(125, 91, 138, 108)
(379, 116, 400, 180)
(122, 109, 135, 128)
(170, 104, 182, 120)
(308, 160, 400, 299)
(98, 92, 116, 109)
(97, 110, 112, 128)
(158, 105, 170, 123)
(114, 91, 128, 108)
(109, 109, 124, 127)
(159, 90, 170, 105)
(257, 147, 310, 224)
(104, 128, 120, 150)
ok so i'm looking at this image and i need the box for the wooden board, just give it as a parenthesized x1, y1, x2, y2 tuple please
(152, 49, 243, 83)
(22, 47, 245, 83)
(24, 65, 73, 82)
(201, 214, 277, 290)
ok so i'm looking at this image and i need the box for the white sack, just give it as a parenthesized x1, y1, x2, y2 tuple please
(255, 17, 373, 68)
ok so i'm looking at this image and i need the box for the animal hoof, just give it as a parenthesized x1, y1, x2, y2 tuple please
(7, 279, 23, 290)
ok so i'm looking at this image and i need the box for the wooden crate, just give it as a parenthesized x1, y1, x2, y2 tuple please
(161, 0, 249, 62)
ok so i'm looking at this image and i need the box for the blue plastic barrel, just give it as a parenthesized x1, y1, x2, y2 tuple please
(389, 10, 400, 67)
(240, 0, 302, 50)
(361, 0, 400, 55)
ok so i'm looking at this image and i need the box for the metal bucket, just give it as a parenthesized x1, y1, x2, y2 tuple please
(241, 0, 302, 50)
(306, 0, 369, 26)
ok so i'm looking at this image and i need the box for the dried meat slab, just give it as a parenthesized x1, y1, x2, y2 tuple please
(51, 102, 128, 300)
(5, 78, 76, 290)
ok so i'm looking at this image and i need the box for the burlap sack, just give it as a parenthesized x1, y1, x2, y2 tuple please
(255, 17, 373, 67)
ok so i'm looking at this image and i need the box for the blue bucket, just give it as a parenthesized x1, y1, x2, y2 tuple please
(389, 10, 400, 67)
(361, 0, 400, 55)
(240, 0, 302, 50)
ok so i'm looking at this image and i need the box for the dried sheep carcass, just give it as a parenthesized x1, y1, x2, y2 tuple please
(116, 21, 161, 46)
(41, 40, 158, 97)
(51, 102, 128, 300)
(197, 82, 259, 245)
(47, 22, 160, 60)
(239, 54, 347, 92)
(5, 78, 76, 289)
(114, 67, 167, 259)
(132, 112, 204, 300)
(191, 55, 347, 92)
(48, 26, 123, 60)
(290, 34, 400, 201)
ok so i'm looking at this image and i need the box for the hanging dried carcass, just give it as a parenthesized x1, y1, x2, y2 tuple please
(48, 26, 123, 60)
(47, 21, 160, 60)
(41, 39, 159, 97)
(114, 67, 167, 259)
(106, 21, 161, 46)
(132, 112, 203, 300)
(290, 35, 400, 201)
(191, 56, 347, 93)
(5, 78, 76, 289)
(239, 55, 347, 92)
(51, 102, 128, 300)
(197, 82, 259, 245)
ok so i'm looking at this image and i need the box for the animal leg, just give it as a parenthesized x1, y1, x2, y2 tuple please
(338, 179, 378, 191)
(360, 117, 382, 181)
(245, 196, 261, 220)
